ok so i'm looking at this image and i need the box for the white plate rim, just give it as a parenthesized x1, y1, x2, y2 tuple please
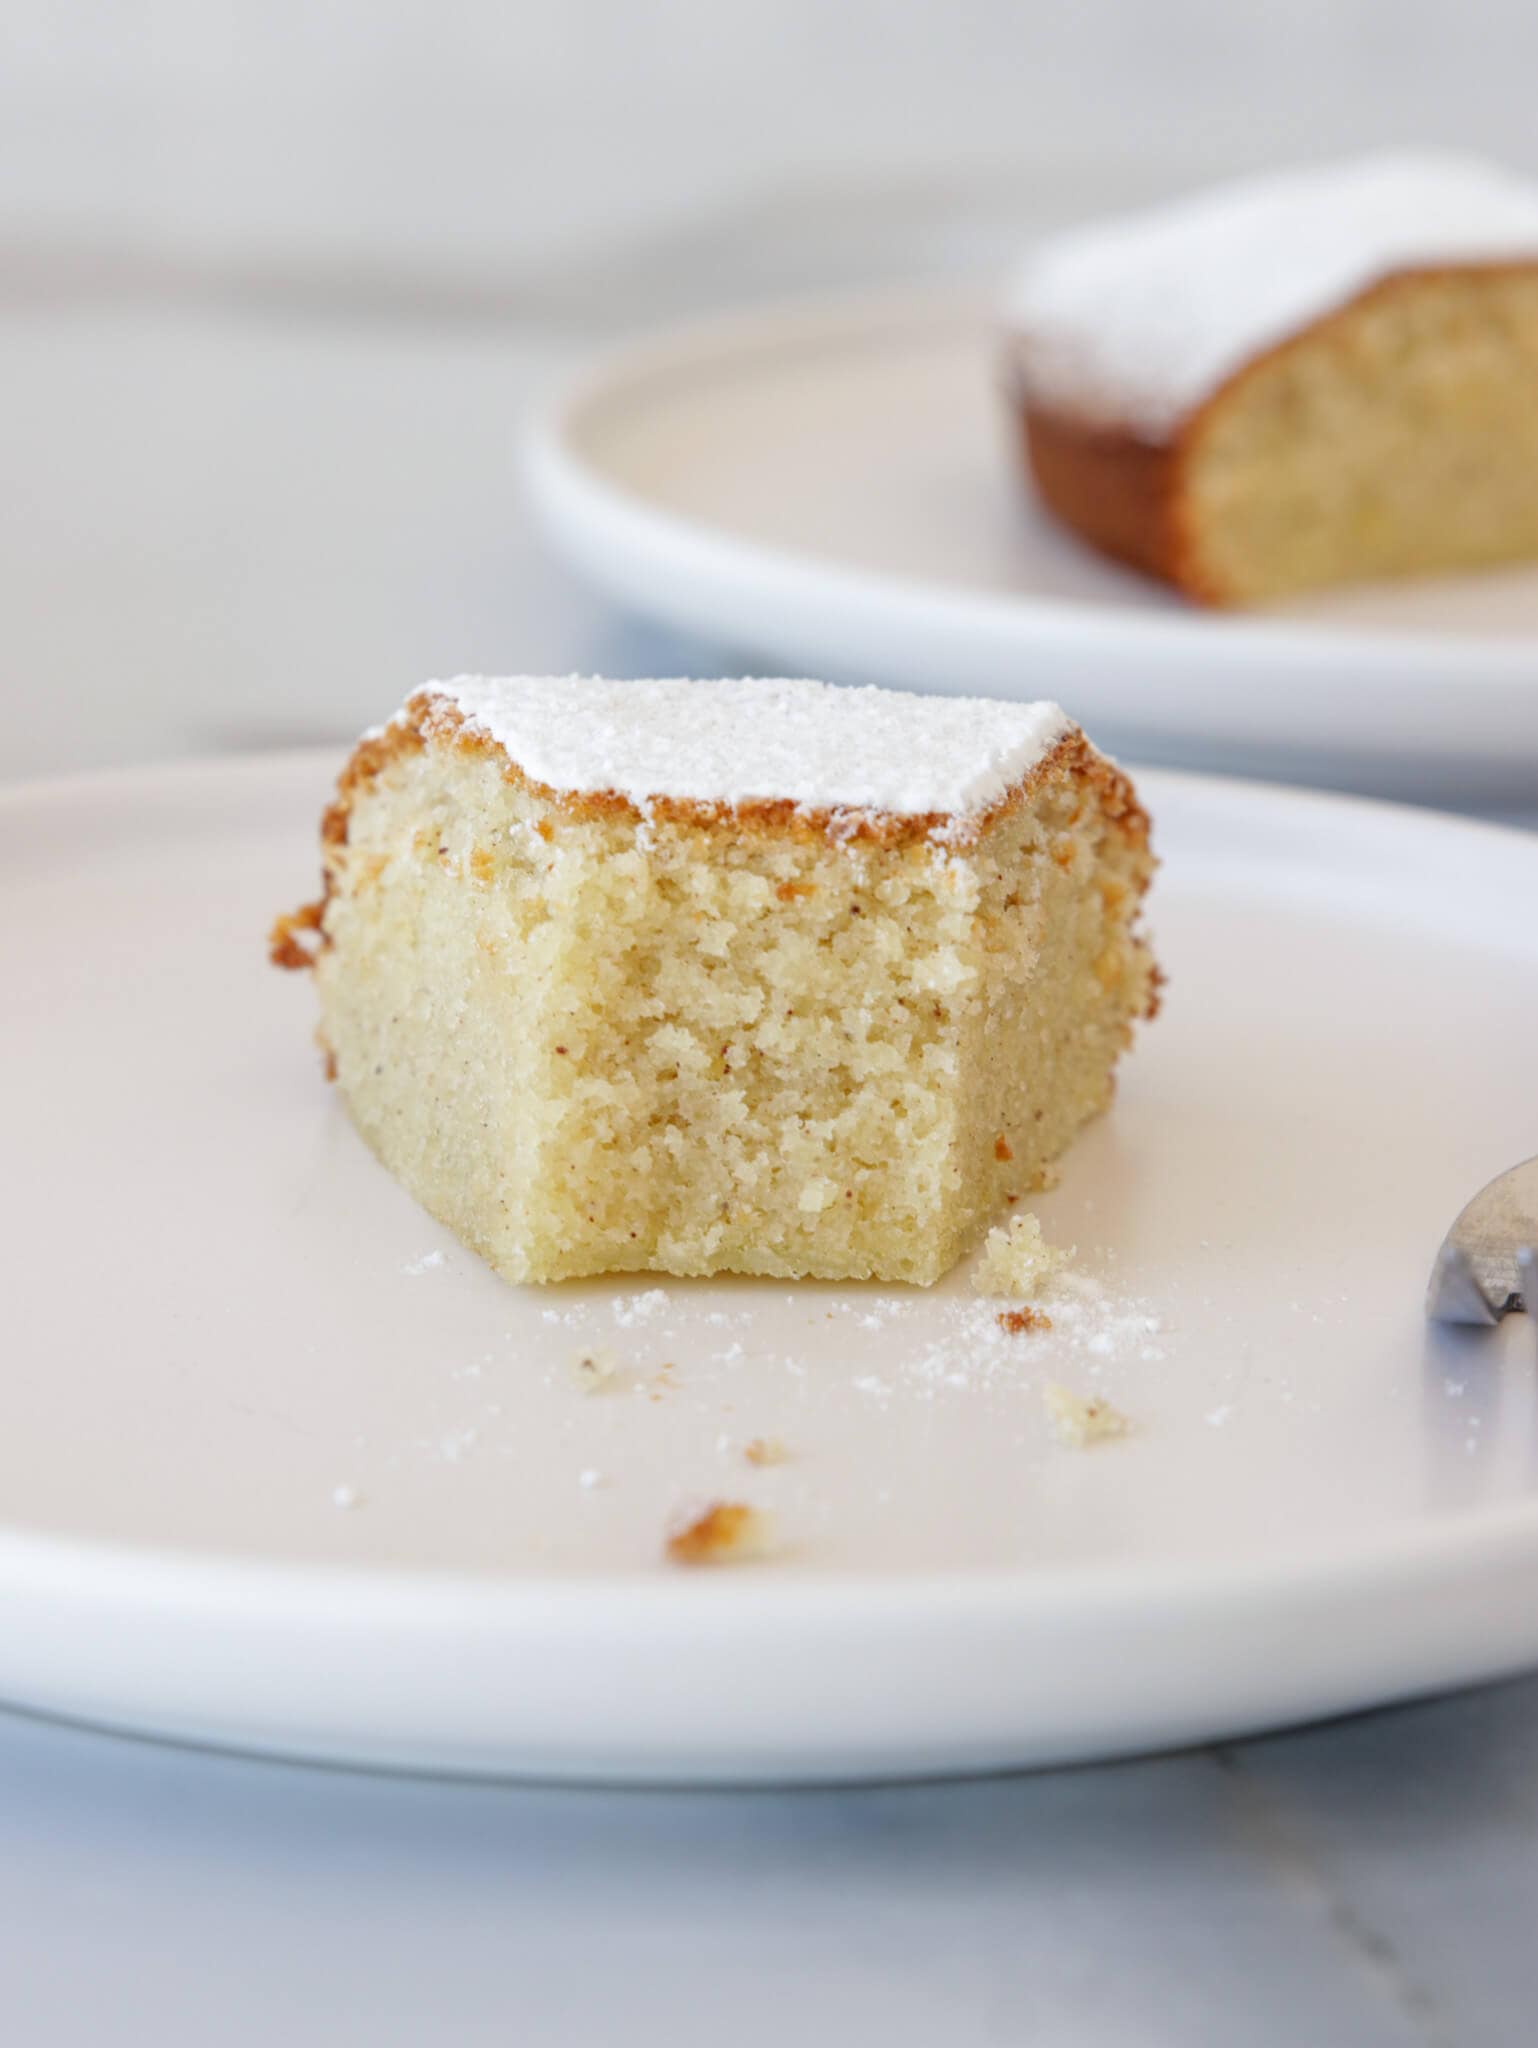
(522, 283, 1538, 687)
(6, 754, 1538, 1779)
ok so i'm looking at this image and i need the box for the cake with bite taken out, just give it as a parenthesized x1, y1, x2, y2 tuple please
(272, 676, 1157, 1286)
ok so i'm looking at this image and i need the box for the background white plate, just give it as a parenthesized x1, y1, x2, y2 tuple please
(3, 754, 1538, 1783)
(526, 290, 1538, 801)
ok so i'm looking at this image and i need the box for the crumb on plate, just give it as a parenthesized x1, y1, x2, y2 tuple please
(973, 1211, 1074, 1297)
(569, 1348, 617, 1393)
(997, 1306, 1052, 1334)
(744, 1436, 790, 1467)
(1043, 1381, 1130, 1448)
(666, 1501, 773, 1566)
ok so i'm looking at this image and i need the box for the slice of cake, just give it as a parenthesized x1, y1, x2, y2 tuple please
(272, 677, 1157, 1286)
(1006, 152, 1538, 604)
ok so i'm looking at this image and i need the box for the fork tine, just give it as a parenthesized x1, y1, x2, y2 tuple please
(1426, 1241, 1501, 1326)
(1426, 1155, 1538, 1327)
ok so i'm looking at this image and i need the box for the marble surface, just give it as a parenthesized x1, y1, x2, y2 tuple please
(3, 1680, 1537, 2046)
(3, 183, 1537, 2043)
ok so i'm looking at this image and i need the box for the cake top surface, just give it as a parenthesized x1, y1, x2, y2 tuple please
(415, 676, 1072, 820)
(1008, 151, 1538, 434)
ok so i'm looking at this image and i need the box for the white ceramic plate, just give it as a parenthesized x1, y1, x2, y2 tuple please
(4, 753, 1538, 1783)
(525, 289, 1538, 798)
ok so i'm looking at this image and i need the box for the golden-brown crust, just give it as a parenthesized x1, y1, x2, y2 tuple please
(268, 898, 325, 970)
(389, 690, 1144, 850)
(319, 690, 1151, 861)
(271, 687, 1155, 974)
(1020, 401, 1188, 591)
(1013, 260, 1538, 606)
(1144, 961, 1168, 1023)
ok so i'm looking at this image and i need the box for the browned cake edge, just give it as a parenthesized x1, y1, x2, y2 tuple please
(269, 690, 1157, 1008)
(1019, 402, 1192, 595)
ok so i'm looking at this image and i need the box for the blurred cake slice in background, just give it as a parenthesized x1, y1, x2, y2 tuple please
(272, 675, 1158, 1287)
(1007, 152, 1538, 604)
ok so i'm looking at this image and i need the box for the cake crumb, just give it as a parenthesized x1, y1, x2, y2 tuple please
(744, 1435, 789, 1467)
(569, 1348, 617, 1393)
(1043, 1381, 1129, 1448)
(997, 1306, 1052, 1335)
(331, 1484, 362, 1511)
(578, 1467, 605, 1490)
(973, 1212, 1073, 1297)
(403, 1248, 445, 1275)
(666, 1501, 773, 1566)
(268, 900, 324, 971)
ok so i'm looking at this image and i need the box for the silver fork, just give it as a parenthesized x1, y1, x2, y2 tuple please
(1426, 1155, 1538, 1326)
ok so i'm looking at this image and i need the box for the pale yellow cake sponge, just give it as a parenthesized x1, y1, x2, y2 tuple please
(275, 679, 1158, 1287)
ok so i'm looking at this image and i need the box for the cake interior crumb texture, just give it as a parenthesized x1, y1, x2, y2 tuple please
(1177, 268, 1538, 602)
(283, 678, 1157, 1288)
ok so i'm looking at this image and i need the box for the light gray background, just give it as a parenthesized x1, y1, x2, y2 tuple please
(9, 2, 1538, 273)
(7, 0, 1538, 786)
(4, 5, 1537, 2040)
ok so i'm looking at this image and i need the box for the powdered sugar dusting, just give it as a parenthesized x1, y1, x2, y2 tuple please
(612, 1288, 670, 1327)
(426, 676, 1071, 820)
(1009, 151, 1538, 432)
(835, 1267, 1167, 1403)
(333, 1224, 1428, 1581)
